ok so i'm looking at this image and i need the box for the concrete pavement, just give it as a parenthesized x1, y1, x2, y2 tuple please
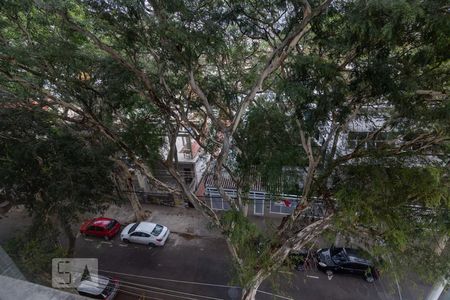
(0, 206, 32, 244)
(100, 204, 222, 238)
(0, 275, 87, 300)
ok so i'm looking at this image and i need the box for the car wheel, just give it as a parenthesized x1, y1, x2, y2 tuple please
(149, 242, 156, 247)
(123, 238, 129, 243)
(326, 270, 334, 277)
(365, 275, 375, 283)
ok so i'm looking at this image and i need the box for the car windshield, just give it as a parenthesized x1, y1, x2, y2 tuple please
(128, 222, 140, 234)
(101, 280, 115, 298)
(151, 224, 164, 236)
(331, 248, 348, 264)
(105, 220, 117, 230)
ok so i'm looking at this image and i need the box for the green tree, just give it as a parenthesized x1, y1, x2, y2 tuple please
(0, 106, 117, 255)
(5, 225, 66, 285)
(0, 0, 166, 219)
(1, 0, 449, 298)
(335, 166, 449, 281)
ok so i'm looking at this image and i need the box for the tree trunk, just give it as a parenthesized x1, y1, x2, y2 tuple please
(60, 217, 76, 256)
(242, 203, 249, 217)
(242, 215, 334, 300)
(241, 272, 266, 300)
(126, 176, 147, 221)
(112, 159, 148, 221)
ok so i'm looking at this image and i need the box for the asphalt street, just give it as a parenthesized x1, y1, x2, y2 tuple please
(74, 231, 433, 300)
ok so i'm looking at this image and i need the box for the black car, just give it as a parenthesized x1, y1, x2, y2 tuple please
(316, 246, 379, 282)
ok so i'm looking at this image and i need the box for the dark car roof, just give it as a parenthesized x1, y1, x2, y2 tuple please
(321, 247, 374, 266)
(345, 248, 372, 265)
(333, 248, 373, 266)
(348, 255, 372, 265)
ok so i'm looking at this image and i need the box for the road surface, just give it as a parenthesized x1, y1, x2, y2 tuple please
(74, 231, 431, 300)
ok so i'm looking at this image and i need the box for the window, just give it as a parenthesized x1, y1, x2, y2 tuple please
(105, 220, 117, 231)
(101, 280, 115, 298)
(141, 233, 150, 237)
(151, 225, 164, 236)
(270, 198, 298, 214)
(87, 226, 96, 231)
(130, 232, 142, 237)
(347, 131, 388, 149)
(128, 222, 140, 234)
(342, 263, 354, 269)
(95, 226, 104, 232)
(351, 263, 369, 271)
(184, 168, 193, 184)
(331, 249, 348, 264)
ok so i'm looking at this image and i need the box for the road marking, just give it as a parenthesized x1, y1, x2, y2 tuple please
(76, 232, 80, 239)
(98, 268, 292, 299)
(95, 244, 101, 249)
(257, 290, 294, 300)
(117, 278, 223, 300)
(278, 271, 292, 275)
(100, 268, 237, 288)
(101, 241, 112, 245)
(119, 244, 128, 247)
(84, 238, 94, 242)
(306, 275, 320, 279)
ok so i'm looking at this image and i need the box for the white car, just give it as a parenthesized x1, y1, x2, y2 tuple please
(121, 221, 170, 246)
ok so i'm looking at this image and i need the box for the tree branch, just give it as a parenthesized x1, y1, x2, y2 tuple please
(231, 0, 332, 136)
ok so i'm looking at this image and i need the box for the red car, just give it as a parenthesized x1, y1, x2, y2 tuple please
(80, 218, 121, 240)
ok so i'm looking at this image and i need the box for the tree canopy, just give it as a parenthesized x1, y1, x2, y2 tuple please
(0, 105, 118, 254)
(1, 0, 449, 298)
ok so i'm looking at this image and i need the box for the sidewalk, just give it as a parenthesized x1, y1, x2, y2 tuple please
(102, 204, 222, 238)
(0, 206, 32, 244)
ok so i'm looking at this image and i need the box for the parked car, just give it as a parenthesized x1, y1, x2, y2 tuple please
(316, 246, 380, 282)
(80, 218, 121, 240)
(121, 221, 170, 246)
(77, 275, 119, 300)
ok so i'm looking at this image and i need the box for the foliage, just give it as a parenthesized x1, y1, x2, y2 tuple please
(0, 107, 117, 217)
(119, 100, 164, 168)
(335, 165, 450, 282)
(222, 210, 273, 286)
(5, 225, 66, 285)
(0, 0, 449, 297)
(237, 103, 306, 194)
(0, 107, 119, 255)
